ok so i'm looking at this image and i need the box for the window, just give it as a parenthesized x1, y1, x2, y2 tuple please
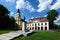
(30, 24, 31, 26)
(37, 23, 40, 26)
(35, 23, 37, 26)
(38, 27, 40, 30)
(35, 23, 36, 26)
(35, 27, 37, 30)
(41, 27, 43, 30)
(30, 27, 31, 30)
(45, 23, 47, 25)
(41, 23, 43, 25)
(32, 27, 34, 30)
(45, 27, 47, 30)
(38, 23, 40, 26)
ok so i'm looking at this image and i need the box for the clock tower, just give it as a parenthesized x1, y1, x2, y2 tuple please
(15, 9, 22, 30)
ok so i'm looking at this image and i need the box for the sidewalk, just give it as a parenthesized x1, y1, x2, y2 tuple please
(0, 30, 34, 40)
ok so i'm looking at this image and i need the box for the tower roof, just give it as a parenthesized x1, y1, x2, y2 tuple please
(17, 9, 20, 13)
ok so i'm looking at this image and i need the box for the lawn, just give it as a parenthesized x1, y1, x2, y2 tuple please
(0, 29, 17, 34)
(14, 31, 60, 40)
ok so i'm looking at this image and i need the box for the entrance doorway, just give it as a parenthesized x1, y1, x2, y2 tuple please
(45, 27, 47, 30)
(41, 27, 43, 30)
(32, 27, 34, 30)
(35, 27, 37, 30)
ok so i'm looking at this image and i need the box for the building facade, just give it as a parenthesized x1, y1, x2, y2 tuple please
(27, 17, 49, 30)
(15, 9, 49, 30)
(15, 9, 26, 30)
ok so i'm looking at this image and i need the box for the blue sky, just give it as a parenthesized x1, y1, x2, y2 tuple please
(0, 0, 60, 25)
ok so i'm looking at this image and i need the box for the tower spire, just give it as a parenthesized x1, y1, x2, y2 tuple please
(15, 9, 21, 20)
(17, 9, 20, 13)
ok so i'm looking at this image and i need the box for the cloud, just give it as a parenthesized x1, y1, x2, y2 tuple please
(54, 15, 60, 25)
(31, 17, 34, 19)
(6, 0, 15, 3)
(10, 12, 14, 16)
(55, 22, 60, 25)
(16, 0, 35, 12)
(25, 1, 35, 12)
(37, 0, 52, 12)
(44, 14, 47, 17)
(50, 0, 60, 10)
(37, 0, 60, 12)
(16, 0, 25, 9)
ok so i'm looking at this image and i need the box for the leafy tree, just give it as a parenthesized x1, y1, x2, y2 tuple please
(47, 9, 58, 29)
(0, 4, 16, 30)
(8, 16, 16, 29)
(0, 4, 10, 29)
(0, 4, 9, 15)
(59, 25, 60, 29)
(53, 24, 58, 29)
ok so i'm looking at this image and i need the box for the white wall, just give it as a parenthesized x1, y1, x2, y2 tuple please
(27, 21, 49, 30)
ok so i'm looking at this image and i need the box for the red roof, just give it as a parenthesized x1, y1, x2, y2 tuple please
(27, 17, 48, 24)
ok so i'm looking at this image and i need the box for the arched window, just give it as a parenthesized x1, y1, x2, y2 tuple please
(41, 23, 43, 25)
(35, 23, 36, 26)
(38, 23, 40, 26)
(41, 27, 43, 30)
(30, 24, 31, 27)
(45, 23, 47, 25)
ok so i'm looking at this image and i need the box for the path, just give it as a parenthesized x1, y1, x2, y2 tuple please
(0, 30, 34, 40)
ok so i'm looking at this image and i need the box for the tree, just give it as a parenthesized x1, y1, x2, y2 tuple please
(53, 24, 58, 29)
(0, 4, 16, 30)
(8, 16, 16, 29)
(47, 9, 58, 29)
(0, 4, 9, 15)
(0, 4, 10, 29)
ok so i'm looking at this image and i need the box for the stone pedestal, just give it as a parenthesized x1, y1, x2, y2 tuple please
(22, 22, 26, 31)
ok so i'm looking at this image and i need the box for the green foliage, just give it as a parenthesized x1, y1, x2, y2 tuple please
(0, 4, 10, 15)
(0, 29, 18, 34)
(47, 9, 58, 21)
(47, 9, 58, 29)
(0, 4, 10, 28)
(53, 24, 58, 29)
(59, 25, 60, 29)
(8, 16, 16, 29)
(0, 4, 15, 29)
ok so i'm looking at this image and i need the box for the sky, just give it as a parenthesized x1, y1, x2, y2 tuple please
(0, 0, 60, 25)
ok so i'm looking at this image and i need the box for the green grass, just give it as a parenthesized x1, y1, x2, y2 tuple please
(14, 31, 60, 40)
(0, 29, 17, 34)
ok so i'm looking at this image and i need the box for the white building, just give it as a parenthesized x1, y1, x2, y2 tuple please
(27, 17, 49, 30)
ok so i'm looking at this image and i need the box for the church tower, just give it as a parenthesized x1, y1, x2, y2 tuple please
(15, 9, 22, 30)
(16, 9, 21, 20)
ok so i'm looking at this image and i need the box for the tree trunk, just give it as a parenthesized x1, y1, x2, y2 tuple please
(49, 21, 54, 29)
